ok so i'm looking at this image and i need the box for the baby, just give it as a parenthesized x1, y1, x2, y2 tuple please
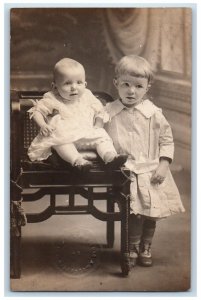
(28, 58, 127, 171)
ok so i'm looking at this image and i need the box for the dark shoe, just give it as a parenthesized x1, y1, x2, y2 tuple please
(106, 154, 128, 170)
(44, 154, 63, 169)
(74, 160, 93, 172)
(129, 243, 140, 268)
(139, 243, 153, 267)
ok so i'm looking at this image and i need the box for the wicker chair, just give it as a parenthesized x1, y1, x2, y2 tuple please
(10, 90, 131, 278)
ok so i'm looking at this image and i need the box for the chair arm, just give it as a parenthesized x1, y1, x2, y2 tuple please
(11, 90, 22, 181)
(11, 90, 21, 114)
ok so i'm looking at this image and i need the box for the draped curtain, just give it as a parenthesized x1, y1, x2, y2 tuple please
(99, 8, 192, 170)
(100, 8, 191, 77)
(100, 8, 161, 71)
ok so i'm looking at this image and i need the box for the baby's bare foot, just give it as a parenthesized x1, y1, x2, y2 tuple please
(74, 158, 93, 172)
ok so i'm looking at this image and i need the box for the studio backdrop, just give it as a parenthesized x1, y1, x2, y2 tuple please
(10, 8, 192, 170)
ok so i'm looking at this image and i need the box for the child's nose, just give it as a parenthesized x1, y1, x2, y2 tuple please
(128, 86, 136, 94)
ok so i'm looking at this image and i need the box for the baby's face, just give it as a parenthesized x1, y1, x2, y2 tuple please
(114, 75, 148, 107)
(55, 67, 86, 101)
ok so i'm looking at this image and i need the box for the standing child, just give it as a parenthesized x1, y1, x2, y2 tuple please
(28, 58, 127, 171)
(104, 55, 185, 267)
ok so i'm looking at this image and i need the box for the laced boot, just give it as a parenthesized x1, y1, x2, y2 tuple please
(139, 242, 152, 267)
(129, 243, 140, 267)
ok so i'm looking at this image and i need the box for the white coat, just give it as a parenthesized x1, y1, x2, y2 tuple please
(105, 99, 185, 219)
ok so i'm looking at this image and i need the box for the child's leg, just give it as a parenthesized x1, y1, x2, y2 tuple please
(53, 143, 86, 165)
(129, 214, 143, 266)
(129, 214, 144, 244)
(142, 219, 156, 245)
(139, 218, 156, 267)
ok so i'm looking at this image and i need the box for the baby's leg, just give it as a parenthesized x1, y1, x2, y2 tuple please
(96, 141, 117, 163)
(96, 141, 128, 168)
(53, 143, 83, 165)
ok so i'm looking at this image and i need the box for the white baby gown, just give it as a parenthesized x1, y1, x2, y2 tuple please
(28, 89, 110, 161)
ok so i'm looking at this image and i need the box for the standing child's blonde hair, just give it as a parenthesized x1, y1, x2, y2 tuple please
(114, 55, 154, 86)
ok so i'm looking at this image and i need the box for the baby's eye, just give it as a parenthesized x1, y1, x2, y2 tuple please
(77, 81, 83, 84)
(136, 84, 143, 88)
(65, 81, 71, 85)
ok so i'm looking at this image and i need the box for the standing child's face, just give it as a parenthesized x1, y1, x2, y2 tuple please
(55, 67, 86, 101)
(114, 75, 149, 107)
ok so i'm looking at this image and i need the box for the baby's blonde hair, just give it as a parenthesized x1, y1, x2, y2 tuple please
(115, 55, 154, 85)
(53, 58, 85, 82)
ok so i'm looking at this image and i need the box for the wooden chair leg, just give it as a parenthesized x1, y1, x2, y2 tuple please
(10, 234, 21, 279)
(10, 201, 23, 279)
(106, 198, 115, 248)
(120, 187, 130, 276)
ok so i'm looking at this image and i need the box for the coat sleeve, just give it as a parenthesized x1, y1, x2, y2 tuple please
(158, 112, 174, 161)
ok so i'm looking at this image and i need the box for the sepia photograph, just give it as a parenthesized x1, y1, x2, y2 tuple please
(10, 6, 192, 292)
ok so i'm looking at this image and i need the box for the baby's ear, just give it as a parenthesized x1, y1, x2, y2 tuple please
(51, 82, 57, 90)
(113, 78, 118, 88)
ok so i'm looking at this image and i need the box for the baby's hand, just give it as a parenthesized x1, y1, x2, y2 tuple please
(150, 159, 169, 185)
(94, 125, 103, 129)
(94, 117, 104, 129)
(40, 124, 55, 137)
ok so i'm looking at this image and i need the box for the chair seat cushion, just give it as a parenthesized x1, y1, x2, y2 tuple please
(22, 150, 103, 171)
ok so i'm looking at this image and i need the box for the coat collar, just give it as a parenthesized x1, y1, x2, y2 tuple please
(108, 99, 161, 119)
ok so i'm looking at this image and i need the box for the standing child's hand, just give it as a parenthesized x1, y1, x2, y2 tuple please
(150, 159, 170, 185)
(40, 124, 55, 137)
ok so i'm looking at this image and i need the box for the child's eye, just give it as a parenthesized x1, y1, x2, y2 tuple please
(122, 82, 130, 87)
(77, 81, 83, 84)
(65, 81, 71, 85)
(136, 85, 143, 88)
